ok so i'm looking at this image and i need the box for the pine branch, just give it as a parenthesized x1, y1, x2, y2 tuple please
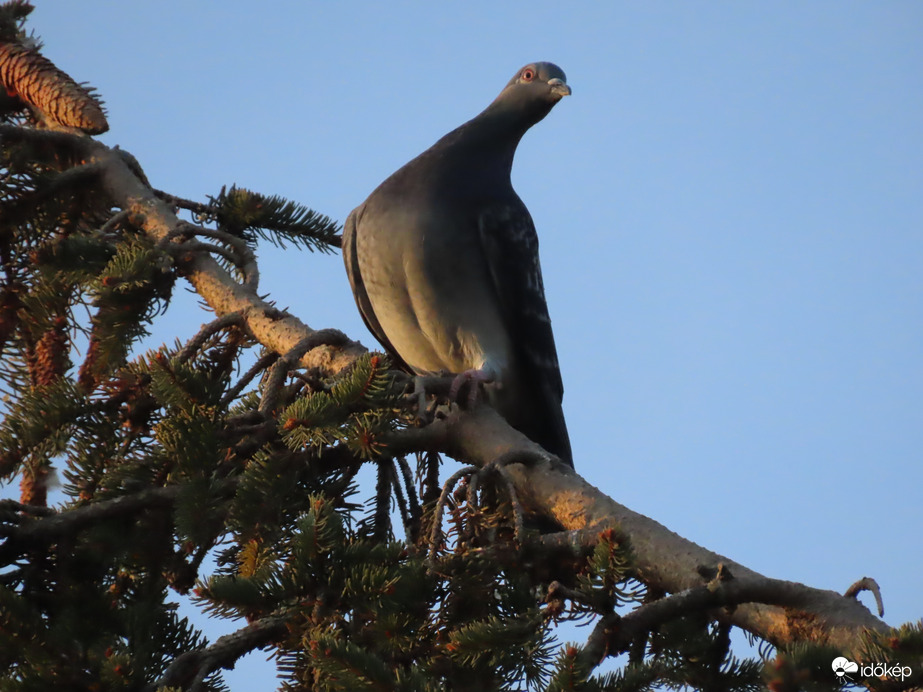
(0, 126, 364, 376)
(209, 185, 341, 253)
(0, 485, 182, 562)
(147, 613, 288, 692)
(575, 569, 876, 663)
(0, 158, 103, 226)
(381, 405, 890, 655)
(0, 478, 234, 565)
(92, 145, 363, 375)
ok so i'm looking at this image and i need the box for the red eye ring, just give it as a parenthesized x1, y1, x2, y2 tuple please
(521, 68, 535, 82)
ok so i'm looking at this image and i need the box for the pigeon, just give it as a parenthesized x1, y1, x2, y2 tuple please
(343, 62, 573, 467)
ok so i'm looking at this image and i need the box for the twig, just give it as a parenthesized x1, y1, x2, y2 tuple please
(491, 464, 525, 543)
(175, 239, 245, 271)
(484, 451, 545, 544)
(844, 576, 884, 617)
(434, 404, 891, 652)
(165, 225, 260, 289)
(0, 159, 103, 224)
(580, 612, 621, 667)
(0, 486, 181, 562)
(0, 499, 55, 518)
(426, 465, 477, 565)
(220, 350, 278, 407)
(612, 577, 845, 653)
(464, 463, 480, 542)
(394, 455, 421, 541)
(560, 572, 873, 670)
(97, 208, 131, 238)
(147, 613, 289, 692)
(177, 312, 244, 364)
(153, 188, 212, 217)
(385, 458, 412, 535)
(546, 580, 602, 612)
(0, 122, 93, 149)
(258, 330, 349, 416)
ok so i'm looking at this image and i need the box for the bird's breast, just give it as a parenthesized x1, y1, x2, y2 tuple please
(358, 201, 512, 378)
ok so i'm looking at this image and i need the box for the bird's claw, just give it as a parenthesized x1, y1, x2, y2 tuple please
(449, 368, 495, 408)
(407, 376, 435, 424)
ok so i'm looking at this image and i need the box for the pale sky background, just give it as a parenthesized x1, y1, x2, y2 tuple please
(7, 1, 921, 687)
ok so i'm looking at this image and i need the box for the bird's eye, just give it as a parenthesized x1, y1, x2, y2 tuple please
(521, 68, 535, 82)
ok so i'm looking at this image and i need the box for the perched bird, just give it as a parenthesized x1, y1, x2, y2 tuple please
(343, 62, 573, 467)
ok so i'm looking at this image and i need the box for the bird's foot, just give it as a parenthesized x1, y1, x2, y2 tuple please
(449, 368, 495, 408)
(406, 376, 439, 424)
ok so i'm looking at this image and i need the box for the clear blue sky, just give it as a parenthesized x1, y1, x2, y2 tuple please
(18, 1, 923, 685)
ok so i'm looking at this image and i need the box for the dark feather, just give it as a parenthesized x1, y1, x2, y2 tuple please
(478, 203, 572, 465)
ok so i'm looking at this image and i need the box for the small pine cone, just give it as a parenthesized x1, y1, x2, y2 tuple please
(77, 331, 104, 389)
(0, 40, 108, 134)
(30, 315, 69, 387)
(20, 462, 49, 506)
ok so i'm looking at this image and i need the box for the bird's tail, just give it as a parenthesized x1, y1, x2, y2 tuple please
(505, 378, 573, 468)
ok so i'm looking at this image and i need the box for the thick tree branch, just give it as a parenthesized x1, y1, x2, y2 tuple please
(98, 150, 366, 374)
(430, 405, 890, 653)
(0, 125, 367, 375)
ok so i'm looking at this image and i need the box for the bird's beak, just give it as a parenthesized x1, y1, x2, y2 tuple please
(548, 78, 572, 98)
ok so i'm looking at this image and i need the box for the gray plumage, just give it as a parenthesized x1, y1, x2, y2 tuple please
(343, 61, 573, 467)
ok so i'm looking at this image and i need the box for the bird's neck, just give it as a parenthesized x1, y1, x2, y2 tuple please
(437, 101, 540, 178)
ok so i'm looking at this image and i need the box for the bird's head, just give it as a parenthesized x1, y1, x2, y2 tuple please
(489, 62, 571, 127)
(506, 62, 571, 100)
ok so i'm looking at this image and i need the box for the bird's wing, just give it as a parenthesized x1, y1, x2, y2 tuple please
(342, 206, 413, 372)
(477, 202, 572, 464)
(478, 202, 564, 398)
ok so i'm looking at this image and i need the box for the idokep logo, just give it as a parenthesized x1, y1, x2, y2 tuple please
(831, 656, 913, 684)
(831, 657, 858, 682)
